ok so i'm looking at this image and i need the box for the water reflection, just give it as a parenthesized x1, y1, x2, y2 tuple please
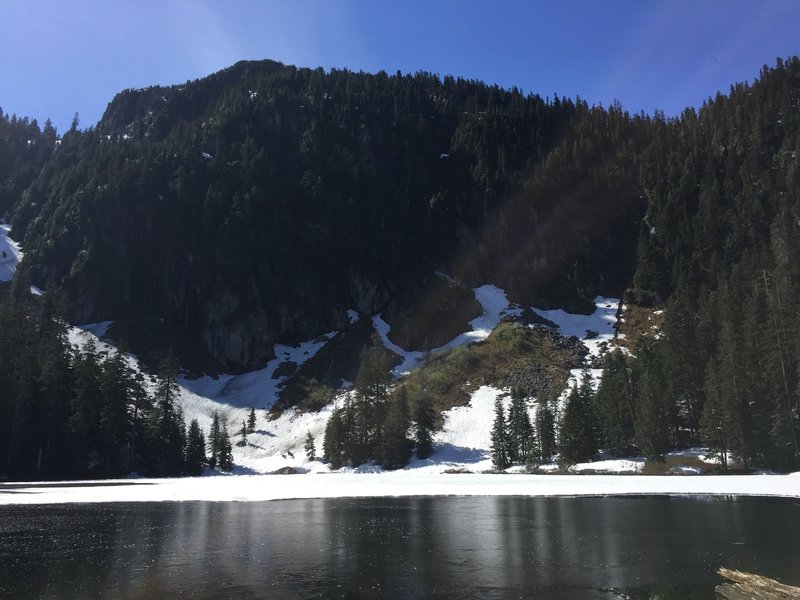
(0, 496, 797, 599)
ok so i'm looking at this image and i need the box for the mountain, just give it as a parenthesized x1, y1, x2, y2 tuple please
(4, 60, 645, 371)
(1, 57, 799, 479)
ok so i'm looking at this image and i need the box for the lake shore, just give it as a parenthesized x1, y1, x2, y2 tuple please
(1, 472, 798, 505)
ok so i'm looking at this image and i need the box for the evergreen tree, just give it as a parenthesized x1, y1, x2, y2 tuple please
(208, 412, 221, 469)
(304, 431, 316, 461)
(247, 407, 257, 433)
(380, 388, 412, 470)
(536, 401, 557, 463)
(413, 387, 435, 459)
(98, 346, 134, 473)
(507, 387, 534, 464)
(490, 398, 510, 470)
(323, 405, 346, 469)
(237, 420, 248, 447)
(69, 340, 103, 467)
(558, 375, 598, 465)
(632, 344, 671, 459)
(700, 357, 729, 469)
(217, 424, 234, 471)
(595, 351, 635, 455)
(185, 419, 207, 475)
(350, 339, 392, 464)
(143, 354, 186, 475)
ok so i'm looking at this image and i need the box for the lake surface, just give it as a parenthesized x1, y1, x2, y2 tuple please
(0, 496, 798, 599)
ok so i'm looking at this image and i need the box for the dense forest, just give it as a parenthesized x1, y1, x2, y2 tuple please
(0, 278, 233, 479)
(1, 57, 799, 478)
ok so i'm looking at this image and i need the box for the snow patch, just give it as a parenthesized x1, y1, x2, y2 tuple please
(0, 222, 22, 282)
(533, 296, 620, 357)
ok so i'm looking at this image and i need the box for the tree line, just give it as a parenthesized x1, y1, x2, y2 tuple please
(0, 280, 235, 480)
(322, 338, 435, 470)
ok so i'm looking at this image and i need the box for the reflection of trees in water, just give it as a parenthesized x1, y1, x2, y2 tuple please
(0, 497, 798, 598)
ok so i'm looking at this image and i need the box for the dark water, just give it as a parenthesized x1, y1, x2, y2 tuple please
(0, 496, 798, 599)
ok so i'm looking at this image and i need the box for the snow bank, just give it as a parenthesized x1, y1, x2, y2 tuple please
(1, 472, 798, 505)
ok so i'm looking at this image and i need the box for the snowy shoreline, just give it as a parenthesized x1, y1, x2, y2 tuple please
(1, 472, 798, 505)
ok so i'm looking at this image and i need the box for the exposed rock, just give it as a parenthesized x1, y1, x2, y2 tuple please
(272, 466, 298, 475)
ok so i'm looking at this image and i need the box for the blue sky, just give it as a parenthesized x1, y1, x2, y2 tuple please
(1, 1, 798, 132)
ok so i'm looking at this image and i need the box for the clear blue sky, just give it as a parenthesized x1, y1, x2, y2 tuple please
(1, 1, 798, 133)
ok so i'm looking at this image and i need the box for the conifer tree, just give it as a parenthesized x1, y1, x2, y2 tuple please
(700, 357, 729, 469)
(98, 346, 134, 473)
(304, 431, 316, 461)
(144, 354, 186, 475)
(323, 405, 346, 469)
(507, 387, 533, 464)
(69, 339, 103, 465)
(185, 419, 207, 475)
(558, 376, 598, 465)
(595, 351, 634, 455)
(632, 344, 671, 458)
(380, 388, 411, 470)
(208, 412, 221, 469)
(536, 401, 556, 463)
(237, 420, 248, 447)
(247, 407, 257, 433)
(413, 387, 435, 459)
(217, 424, 233, 471)
(490, 398, 510, 470)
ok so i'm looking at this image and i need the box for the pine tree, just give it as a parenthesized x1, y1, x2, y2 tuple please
(69, 339, 103, 466)
(98, 346, 134, 473)
(507, 387, 534, 464)
(536, 401, 556, 463)
(304, 431, 316, 461)
(700, 357, 729, 469)
(490, 398, 510, 470)
(632, 343, 671, 459)
(144, 354, 186, 475)
(236, 420, 248, 447)
(247, 407, 257, 433)
(558, 375, 598, 465)
(380, 388, 411, 470)
(413, 387, 435, 459)
(217, 424, 233, 471)
(595, 351, 634, 455)
(351, 339, 392, 464)
(323, 405, 345, 469)
(208, 412, 221, 469)
(185, 419, 207, 475)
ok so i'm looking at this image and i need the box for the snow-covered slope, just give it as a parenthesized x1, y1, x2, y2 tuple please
(63, 286, 630, 476)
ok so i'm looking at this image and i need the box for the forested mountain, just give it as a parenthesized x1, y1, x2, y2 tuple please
(1, 57, 799, 478)
(3, 60, 645, 370)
